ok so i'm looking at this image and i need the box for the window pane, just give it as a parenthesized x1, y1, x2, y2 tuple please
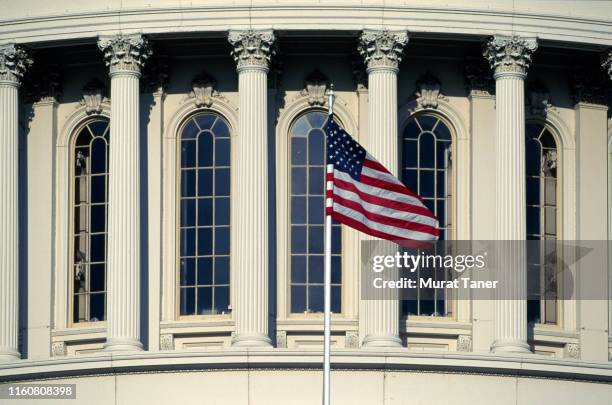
(214, 227, 230, 255)
(308, 129, 325, 165)
(308, 255, 324, 284)
(90, 234, 105, 263)
(291, 167, 307, 195)
(181, 169, 196, 197)
(198, 132, 214, 167)
(214, 197, 230, 226)
(90, 204, 106, 233)
(90, 138, 107, 174)
(90, 175, 106, 203)
(214, 257, 230, 285)
(180, 258, 196, 286)
(198, 168, 213, 197)
(308, 286, 324, 313)
(214, 286, 230, 313)
(308, 167, 324, 195)
(196, 114, 216, 131)
(211, 118, 230, 138)
(197, 287, 213, 315)
(291, 196, 307, 224)
(180, 228, 196, 257)
(197, 257, 213, 285)
(291, 255, 307, 283)
(292, 137, 307, 165)
(418, 133, 435, 169)
(197, 227, 213, 256)
(215, 168, 231, 196)
(215, 139, 231, 166)
(197, 198, 213, 226)
(291, 226, 307, 254)
(181, 199, 196, 227)
(90, 264, 105, 292)
(291, 286, 306, 313)
(308, 225, 324, 254)
(90, 293, 105, 321)
(181, 140, 196, 167)
(180, 287, 196, 315)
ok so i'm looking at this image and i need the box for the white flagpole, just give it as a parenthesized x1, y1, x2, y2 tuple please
(323, 84, 335, 405)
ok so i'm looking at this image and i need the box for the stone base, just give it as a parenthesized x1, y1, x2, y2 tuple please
(231, 333, 272, 348)
(362, 334, 402, 348)
(104, 338, 144, 352)
(491, 338, 532, 354)
(0, 348, 20, 363)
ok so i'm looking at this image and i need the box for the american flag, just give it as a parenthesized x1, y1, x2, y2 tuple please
(325, 117, 439, 242)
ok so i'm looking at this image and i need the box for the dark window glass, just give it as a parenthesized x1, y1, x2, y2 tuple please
(289, 111, 342, 314)
(72, 119, 109, 323)
(179, 113, 232, 316)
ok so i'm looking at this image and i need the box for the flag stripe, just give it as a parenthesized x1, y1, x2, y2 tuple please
(332, 193, 440, 235)
(332, 180, 438, 227)
(332, 204, 437, 241)
(333, 170, 436, 219)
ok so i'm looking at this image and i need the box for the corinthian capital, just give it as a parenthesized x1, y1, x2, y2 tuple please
(0, 43, 33, 85)
(98, 34, 152, 76)
(228, 30, 275, 72)
(483, 35, 538, 78)
(602, 49, 612, 81)
(358, 29, 408, 73)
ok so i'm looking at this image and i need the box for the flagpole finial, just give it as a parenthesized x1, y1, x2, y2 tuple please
(327, 83, 335, 116)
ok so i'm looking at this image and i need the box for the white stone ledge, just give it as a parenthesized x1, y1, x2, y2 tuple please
(0, 349, 611, 383)
(0, 5, 611, 47)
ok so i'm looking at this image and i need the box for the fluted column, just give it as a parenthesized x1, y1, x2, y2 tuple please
(0, 44, 31, 362)
(228, 30, 275, 347)
(98, 34, 151, 351)
(358, 29, 407, 348)
(484, 35, 537, 354)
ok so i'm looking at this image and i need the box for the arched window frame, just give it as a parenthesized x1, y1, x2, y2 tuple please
(68, 118, 110, 327)
(399, 111, 457, 320)
(160, 97, 239, 330)
(175, 111, 232, 320)
(54, 101, 111, 336)
(525, 118, 564, 328)
(275, 97, 359, 329)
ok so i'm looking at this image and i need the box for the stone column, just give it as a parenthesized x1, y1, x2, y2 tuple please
(228, 30, 275, 347)
(357, 29, 407, 348)
(484, 35, 537, 354)
(0, 44, 31, 362)
(98, 34, 151, 351)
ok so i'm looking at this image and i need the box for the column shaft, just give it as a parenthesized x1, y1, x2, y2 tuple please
(362, 69, 401, 347)
(358, 29, 407, 348)
(232, 68, 271, 346)
(98, 35, 151, 351)
(0, 82, 20, 362)
(228, 30, 275, 347)
(484, 35, 537, 354)
(105, 72, 143, 350)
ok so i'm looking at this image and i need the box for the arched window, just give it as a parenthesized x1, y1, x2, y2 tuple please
(72, 119, 109, 323)
(289, 111, 341, 314)
(401, 113, 453, 317)
(526, 122, 559, 325)
(178, 113, 231, 316)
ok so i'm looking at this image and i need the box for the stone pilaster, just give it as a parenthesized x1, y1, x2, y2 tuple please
(484, 35, 537, 354)
(0, 44, 31, 362)
(357, 29, 407, 348)
(98, 34, 151, 351)
(228, 30, 275, 347)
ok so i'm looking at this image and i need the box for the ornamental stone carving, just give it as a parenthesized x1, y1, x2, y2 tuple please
(483, 35, 538, 78)
(160, 334, 174, 350)
(228, 30, 275, 71)
(358, 29, 408, 72)
(301, 69, 329, 106)
(190, 71, 218, 108)
(345, 331, 359, 349)
(415, 72, 442, 109)
(51, 341, 67, 357)
(0, 43, 33, 85)
(276, 331, 287, 349)
(602, 50, 612, 81)
(564, 342, 580, 359)
(457, 335, 472, 352)
(98, 34, 152, 76)
(80, 78, 108, 115)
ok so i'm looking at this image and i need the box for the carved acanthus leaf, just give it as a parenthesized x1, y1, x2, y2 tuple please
(80, 78, 108, 115)
(415, 72, 442, 109)
(301, 69, 329, 106)
(190, 72, 218, 108)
